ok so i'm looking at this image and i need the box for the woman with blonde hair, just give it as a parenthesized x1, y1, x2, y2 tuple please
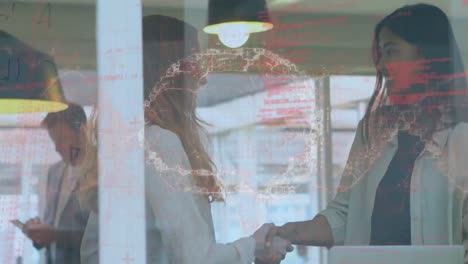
(78, 109, 99, 264)
(78, 15, 292, 264)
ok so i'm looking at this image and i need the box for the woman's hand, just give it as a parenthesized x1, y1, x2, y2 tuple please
(252, 223, 294, 263)
(265, 217, 334, 248)
(265, 223, 295, 248)
(255, 236, 294, 264)
(252, 223, 275, 251)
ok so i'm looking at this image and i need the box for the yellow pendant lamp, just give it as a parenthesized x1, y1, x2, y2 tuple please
(0, 31, 68, 114)
(203, 0, 273, 48)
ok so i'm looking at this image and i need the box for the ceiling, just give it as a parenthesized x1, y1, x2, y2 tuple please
(10, 0, 468, 17)
(2, 0, 468, 107)
(4, 0, 466, 72)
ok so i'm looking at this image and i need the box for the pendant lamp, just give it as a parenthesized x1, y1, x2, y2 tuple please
(203, 0, 273, 48)
(0, 31, 68, 114)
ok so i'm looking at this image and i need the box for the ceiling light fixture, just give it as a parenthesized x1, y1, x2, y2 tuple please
(204, 0, 273, 48)
(0, 31, 68, 114)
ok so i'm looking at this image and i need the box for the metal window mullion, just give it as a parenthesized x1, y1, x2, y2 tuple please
(96, 1, 146, 263)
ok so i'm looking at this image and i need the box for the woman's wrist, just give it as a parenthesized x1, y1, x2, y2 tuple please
(278, 222, 296, 242)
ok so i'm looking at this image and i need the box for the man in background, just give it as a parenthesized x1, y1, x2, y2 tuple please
(24, 103, 90, 264)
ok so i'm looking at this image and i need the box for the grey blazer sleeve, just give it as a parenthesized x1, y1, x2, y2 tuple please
(33, 162, 61, 250)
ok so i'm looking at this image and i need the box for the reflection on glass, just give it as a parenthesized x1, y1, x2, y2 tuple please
(1, 1, 96, 264)
(2, 1, 468, 264)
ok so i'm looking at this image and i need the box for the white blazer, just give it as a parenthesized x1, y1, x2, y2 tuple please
(80, 125, 257, 264)
(320, 120, 468, 260)
(144, 125, 256, 264)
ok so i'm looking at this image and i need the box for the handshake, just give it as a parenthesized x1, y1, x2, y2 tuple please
(251, 223, 293, 264)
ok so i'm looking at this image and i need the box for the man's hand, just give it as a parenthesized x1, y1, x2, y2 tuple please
(23, 217, 40, 231)
(23, 217, 40, 236)
(24, 222, 56, 247)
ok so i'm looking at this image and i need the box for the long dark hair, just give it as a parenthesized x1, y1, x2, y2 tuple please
(363, 3, 468, 143)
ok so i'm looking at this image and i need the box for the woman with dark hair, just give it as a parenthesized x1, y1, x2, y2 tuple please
(264, 3, 468, 256)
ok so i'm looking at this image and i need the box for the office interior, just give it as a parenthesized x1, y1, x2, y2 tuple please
(1, 0, 467, 263)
